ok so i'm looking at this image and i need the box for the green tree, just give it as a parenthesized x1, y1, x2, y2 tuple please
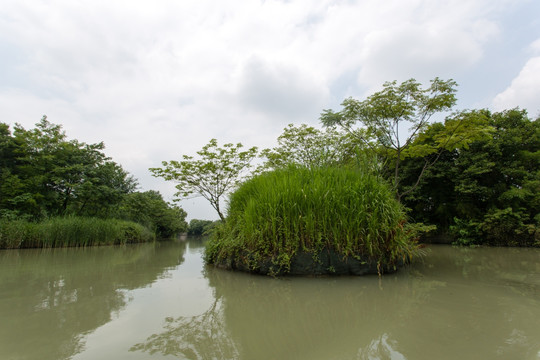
(0, 116, 136, 219)
(0, 123, 22, 219)
(451, 109, 539, 245)
(260, 124, 358, 170)
(400, 109, 540, 246)
(187, 219, 217, 236)
(320, 78, 487, 200)
(150, 139, 258, 221)
(119, 191, 188, 238)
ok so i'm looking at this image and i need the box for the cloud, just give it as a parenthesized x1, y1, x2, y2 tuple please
(237, 57, 329, 120)
(493, 38, 540, 117)
(0, 0, 536, 219)
(354, 1, 501, 93)
(492, 56, 540, 117)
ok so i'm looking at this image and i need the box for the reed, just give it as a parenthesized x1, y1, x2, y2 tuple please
(0, 216, 155, 249)
(205, 165, 418, 272)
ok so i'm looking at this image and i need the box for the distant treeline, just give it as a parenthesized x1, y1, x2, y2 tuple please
(187, 219, 220, 236)
(0, 116, 187, 248)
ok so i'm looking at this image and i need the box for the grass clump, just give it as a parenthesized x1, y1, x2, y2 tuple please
(0, 216, 155, 249)
(205, 165, 419, 275)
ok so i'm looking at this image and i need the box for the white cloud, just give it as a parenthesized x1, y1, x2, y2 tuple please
(237, 57, 329, 119)
(492, 36, 540, 116)
(493, 56, 540, 117)
(355, 1, 501, 93)
(0, 0, 537, 218)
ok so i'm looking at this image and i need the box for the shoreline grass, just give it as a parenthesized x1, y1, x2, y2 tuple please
(0, 216, 155, 249)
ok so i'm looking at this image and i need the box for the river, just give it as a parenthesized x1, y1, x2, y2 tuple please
(0, 237, 538, 360)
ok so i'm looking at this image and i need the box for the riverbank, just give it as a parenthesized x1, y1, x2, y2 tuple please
(0, 216, 155, 249)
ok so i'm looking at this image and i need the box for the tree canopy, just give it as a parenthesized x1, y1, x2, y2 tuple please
(0, 116, 137, 219)
(0, 116, 187, 239)
(260, 124, 357, 170)
(320, 78, 489, 200)
(400, 109, 539, 245)
(150, 139, 258, 221)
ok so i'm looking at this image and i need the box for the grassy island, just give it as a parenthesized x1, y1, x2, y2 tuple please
(205, 166, 419, 276)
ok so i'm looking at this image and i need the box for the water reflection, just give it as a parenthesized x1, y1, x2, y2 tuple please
(131, 260, 444, 359)
(130, 297, 239, 359)
(131, 245, 540, 360)
(0, 241, 187, 360)
(1, 241, 539, 360)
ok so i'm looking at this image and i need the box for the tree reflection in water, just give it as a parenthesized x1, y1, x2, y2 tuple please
(129, 264, 435, 360)
(130, 296, 240, 359)
(129, 246, 540, 360)
(358, 333, 406, 360)
(0, 241, 187, 360)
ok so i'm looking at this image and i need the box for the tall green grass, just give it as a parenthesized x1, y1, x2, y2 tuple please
(0, 216, 155, 249)
(205, 165, 418, 272)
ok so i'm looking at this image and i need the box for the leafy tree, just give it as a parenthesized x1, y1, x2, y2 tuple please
(320, 78, 487, 200)
(450, 109, 540, 245)
(187, 219, 217, 236)
(74, 161, 137, 217)
(119, 191, 188, 238)
(260, 124, 358, 170)
(150, 139, 258, 221)
(0, 124, 22, 219)
(400, 108, 540, 246)
(0, 116, 189, 240)
(0, 116, 136, 219)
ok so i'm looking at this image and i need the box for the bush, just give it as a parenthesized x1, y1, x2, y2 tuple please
(205, 166, 418, 275)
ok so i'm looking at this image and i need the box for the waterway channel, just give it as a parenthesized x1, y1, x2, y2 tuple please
(0, 237, 538, 359)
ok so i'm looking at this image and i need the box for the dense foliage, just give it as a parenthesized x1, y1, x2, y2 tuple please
(187, 219, 220, 236)
(0, 117, 137, 219)
(260, 124, 357, 170)
(321, 78, 462, 200)
(0, 117, 187, 246)
(400, 109, 540, 246)
(118, 191, 187, 238)
(205, 166, 418, 274)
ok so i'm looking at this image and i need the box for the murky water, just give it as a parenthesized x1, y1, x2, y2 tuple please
(0, 238, 539, 360)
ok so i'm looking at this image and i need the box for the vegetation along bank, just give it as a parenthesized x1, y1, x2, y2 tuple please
(153, 78, 539, 276)
(0, 117, 188, 248)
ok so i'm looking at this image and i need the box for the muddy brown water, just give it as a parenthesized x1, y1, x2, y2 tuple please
(0, 238, 538, 360)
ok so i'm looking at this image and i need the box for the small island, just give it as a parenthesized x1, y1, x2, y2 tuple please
(204, 166, 418, 276)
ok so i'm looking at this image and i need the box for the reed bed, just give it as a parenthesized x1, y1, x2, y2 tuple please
(205, 166, 418, 273)
(0, 216, 155, 249)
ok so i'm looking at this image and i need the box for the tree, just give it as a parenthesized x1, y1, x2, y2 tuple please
(119, 191, 188, 238)
(0, 116, 137, 219)
(400, 108, 540, 246)
(150, 139, 258, 221)
(74, 161, 137, 217)
(187, 219, 217, 236)
(320, 78, 477, 200)
(449, 109, 540, 245)
(260, 124, 358, 170)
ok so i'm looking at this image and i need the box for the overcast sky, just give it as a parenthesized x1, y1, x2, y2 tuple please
(1, 0, 539, 220)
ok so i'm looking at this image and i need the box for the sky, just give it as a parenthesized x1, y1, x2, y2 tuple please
(1, 0, 539, 220)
